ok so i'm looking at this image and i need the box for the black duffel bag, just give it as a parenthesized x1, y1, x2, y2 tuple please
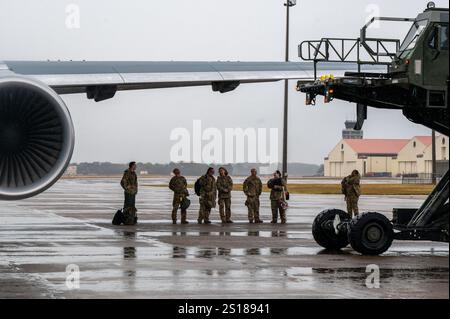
(112, 210, 125, 225)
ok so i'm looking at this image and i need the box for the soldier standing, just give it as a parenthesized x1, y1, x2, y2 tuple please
(267, 170, 289, 224)
(342, 170, 361, 217)
(243, 168, 263, 224)
(217, 167, 234, 224)
(198, 167, 217, 225)
(120, 162, 138, 225)
(169, 168, 190, 225)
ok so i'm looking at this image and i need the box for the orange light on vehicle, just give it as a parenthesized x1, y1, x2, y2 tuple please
(405, 59, 410, 65)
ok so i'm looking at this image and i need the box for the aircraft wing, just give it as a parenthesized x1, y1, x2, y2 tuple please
(2, 61, 315, 98)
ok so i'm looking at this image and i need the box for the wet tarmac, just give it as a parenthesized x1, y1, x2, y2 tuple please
(0, 178, 448, 299)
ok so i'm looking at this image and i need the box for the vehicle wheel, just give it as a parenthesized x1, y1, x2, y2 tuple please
(348, 212, 394, 255)
(312, 209, 351, 250)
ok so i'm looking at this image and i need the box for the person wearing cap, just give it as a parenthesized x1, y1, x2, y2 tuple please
(267, 170, 289, 224)
(197, 167, 217, 224)
(169, 168, 190, 224)
(342, 170, 361, 217)
(243, 168, 263, 224)
(120, 161, 138, 225)
(217, 167, 234, 224)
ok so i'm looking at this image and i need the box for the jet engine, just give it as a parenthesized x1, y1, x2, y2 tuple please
(0, 76, 75, 200)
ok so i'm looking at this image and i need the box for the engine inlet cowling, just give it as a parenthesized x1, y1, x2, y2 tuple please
(0, 76, 75, 200)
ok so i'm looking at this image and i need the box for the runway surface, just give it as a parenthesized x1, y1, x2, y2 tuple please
(0, 178, 448, 299)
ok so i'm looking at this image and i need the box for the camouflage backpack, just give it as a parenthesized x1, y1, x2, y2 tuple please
(341, 178, 348, 195)
(194, 176, 205, 196)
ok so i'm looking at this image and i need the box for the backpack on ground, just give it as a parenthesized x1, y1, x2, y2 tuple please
(112, 210, 125, 225)
(112, 208, 138, 226)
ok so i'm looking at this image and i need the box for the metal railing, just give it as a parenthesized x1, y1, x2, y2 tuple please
(299, 37, 400, 65)
(298, 16, 415, 79)
(401, 173, 442, 184)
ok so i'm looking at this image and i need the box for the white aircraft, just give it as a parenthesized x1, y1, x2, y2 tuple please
(0, 60, 316, 200)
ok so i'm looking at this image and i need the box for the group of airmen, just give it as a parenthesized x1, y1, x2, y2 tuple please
(169, 166, 289, 225)
(119, 162, 290, 225)
(119, 162, 361, 226)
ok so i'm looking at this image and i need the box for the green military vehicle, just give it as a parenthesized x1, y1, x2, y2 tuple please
(298, 2, 449, 255)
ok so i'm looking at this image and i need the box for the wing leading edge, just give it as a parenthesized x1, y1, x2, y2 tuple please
(3, 61, 315, 99)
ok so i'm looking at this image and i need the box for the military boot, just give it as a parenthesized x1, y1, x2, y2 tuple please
(254, 212, 264, 224)
(271, 210, 278, 224)
(280, 209, 287, 224)
(172, 210, 177, 224)
(226, 211, 233, 223)
(181, 210, 189, 224)
(204, 210, 212, 224)
(220, 211, 226, 224)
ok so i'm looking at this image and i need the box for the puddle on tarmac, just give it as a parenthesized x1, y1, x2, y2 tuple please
(138, 230, 309, 239)
(167, 246, 320, 258)
(39, 265, 449, 297)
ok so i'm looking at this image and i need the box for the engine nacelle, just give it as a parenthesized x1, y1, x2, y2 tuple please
(0, 76, 75, 200)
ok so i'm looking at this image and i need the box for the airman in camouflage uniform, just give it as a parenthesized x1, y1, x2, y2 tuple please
(243, 169, 263, 224)
(169, 168, 190, 225)
(267, 170, 289, 224)
(217, 167, 234, 224)
(198, 167, 217, 224)
(120, 162, 138, 225)
(343, 170, 361, 217)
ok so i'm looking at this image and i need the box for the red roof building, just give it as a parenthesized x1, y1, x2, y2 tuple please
(344, 139, 409, 156)
(324, 135, 449, 177)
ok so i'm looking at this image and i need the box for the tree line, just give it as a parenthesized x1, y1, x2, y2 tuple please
(73, 162, 322, 177)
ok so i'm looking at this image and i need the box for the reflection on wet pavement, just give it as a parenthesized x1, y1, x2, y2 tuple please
(0, 178, 448, 299)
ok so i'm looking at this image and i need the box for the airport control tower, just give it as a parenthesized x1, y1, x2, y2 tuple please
(342, 120, 363, 139)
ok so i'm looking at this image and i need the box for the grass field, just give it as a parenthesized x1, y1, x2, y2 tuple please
(146, 183, 434, 196)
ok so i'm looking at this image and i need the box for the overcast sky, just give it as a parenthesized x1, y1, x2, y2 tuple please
(1, 0, 448, 165)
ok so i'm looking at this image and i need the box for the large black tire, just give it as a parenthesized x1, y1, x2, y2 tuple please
(312, 209, 350, 250)
(348, 212, 394, 255)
